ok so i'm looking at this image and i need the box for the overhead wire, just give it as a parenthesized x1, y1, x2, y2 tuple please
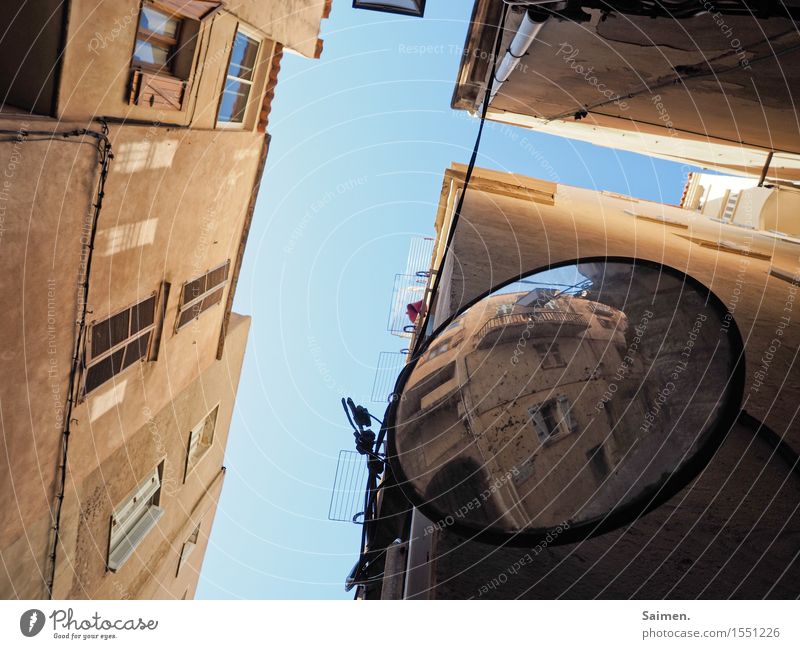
(411, 2, 511, 357)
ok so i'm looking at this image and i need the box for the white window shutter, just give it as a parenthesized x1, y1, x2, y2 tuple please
(557, 396, 574, 434)
(529, 406, 549, 443)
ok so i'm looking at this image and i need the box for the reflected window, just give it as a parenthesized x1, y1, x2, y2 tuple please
(218, 29, 260, 126)
(406, 360, 456, 412)
(534, 342, 565, 369)
(589, 303, 614, 318)
(445, 317, 463, 331)
(586, 444, 610, 481)
(426, 333, 462, 362)
(183, 405, 219, 481)
(529, 396, 574, 443)
(177, 522, 201, 575)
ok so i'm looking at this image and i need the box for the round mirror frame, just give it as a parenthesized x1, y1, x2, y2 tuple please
(384, 257, 746, 547)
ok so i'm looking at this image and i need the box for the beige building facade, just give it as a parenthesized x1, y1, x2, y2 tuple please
(0, 0, 331, 599)
(681, 171, 800, 239)
(453, 1, 800, 181)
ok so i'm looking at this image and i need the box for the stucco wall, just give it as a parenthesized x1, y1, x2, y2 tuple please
(456, 1, 800, 180)
(495, 10, 800, 155)
(0, 119, 100, 598)
(50, 124, 262, 482)
(762, 189, 800, 237)
(226, 0, 328, 58)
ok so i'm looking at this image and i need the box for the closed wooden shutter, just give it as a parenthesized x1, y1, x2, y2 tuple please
(176, 261, 231, 330)
(154, 0, 223, 20)
(130, 70, 185, 110)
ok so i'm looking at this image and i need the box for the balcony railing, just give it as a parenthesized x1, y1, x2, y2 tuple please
(477, 310, 588, 347)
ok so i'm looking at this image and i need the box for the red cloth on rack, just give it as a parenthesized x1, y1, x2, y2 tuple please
(406, 300, 425, 323)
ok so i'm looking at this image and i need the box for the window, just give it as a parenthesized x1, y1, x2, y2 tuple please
(533, 342, 565, 369)
(406, 360, 456, 413)
(589, 303, 614, 318)
(587, 443, 611, 481)
(84, 293, 158, 395)
(108, 463, 164, 572)
(722, 190, 740, 221)
(495, 303, 514, 316)
(528, 396, 575, 444)
(177, 523, 201, 575)
(444, 316, 463, 331)
(128, 2, 222, 110)
(425, 333, 463, 362)
(217, 28, 261, 125)
(183, 405, 218, 481)
(176, 261, 230, 330)
(133, 5, 181, 71)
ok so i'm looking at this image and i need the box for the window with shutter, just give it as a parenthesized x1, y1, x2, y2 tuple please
(84, 293, 159, 395)
(108, 463, 165, 572)
(528, 396, 575, 444)
(130, 70, 185, 110)
(533, 342, 566, 369)
(177, 522, 202, 575)
(175, 261, 230, 330)
(128, 1, 221, 109)
(183, 405, 219, 481)
(722, 191, 740, 222)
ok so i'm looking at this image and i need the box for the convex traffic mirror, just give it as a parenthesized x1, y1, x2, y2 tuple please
(388, 259, 743, 544)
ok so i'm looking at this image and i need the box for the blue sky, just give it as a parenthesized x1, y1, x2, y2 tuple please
(197, 0, 694, 599)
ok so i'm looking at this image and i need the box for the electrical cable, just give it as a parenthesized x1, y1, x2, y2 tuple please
(345, 0, 512, 599)
(411, 2, 510, 357)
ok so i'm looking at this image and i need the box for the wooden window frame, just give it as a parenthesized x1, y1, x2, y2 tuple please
(128, 1, 224, 110)
(175, 260, 230, 332)
(132, 3, 185, 78)
(216, 24, 262, 129)
(82, 291, 160, 397)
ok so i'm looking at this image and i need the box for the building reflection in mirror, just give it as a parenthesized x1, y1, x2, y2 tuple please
(393, 262, 737, 536)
